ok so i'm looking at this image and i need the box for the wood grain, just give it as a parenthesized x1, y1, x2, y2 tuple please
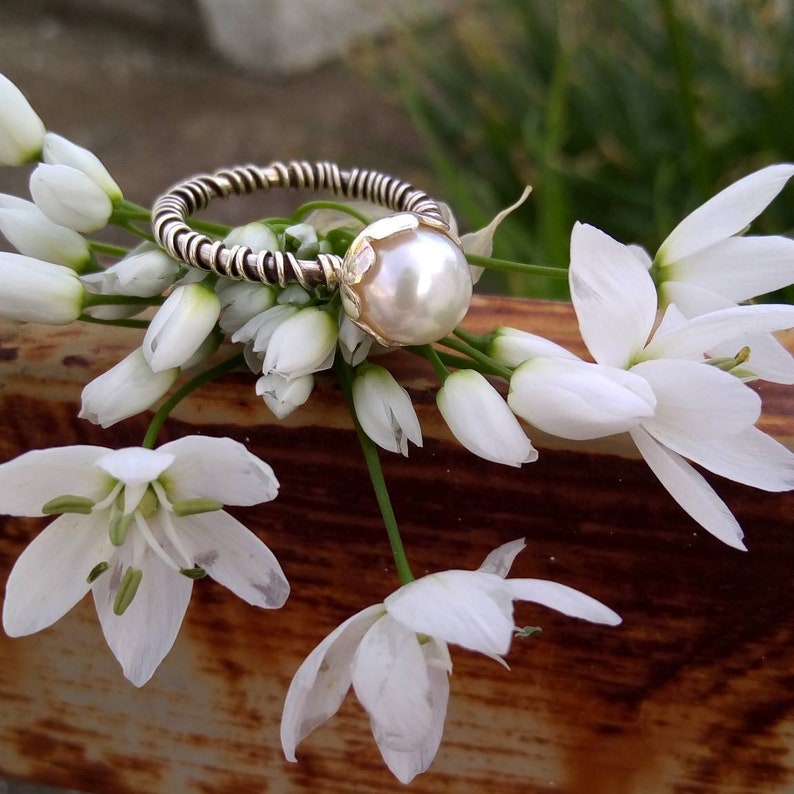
(0, 296, 792, 793)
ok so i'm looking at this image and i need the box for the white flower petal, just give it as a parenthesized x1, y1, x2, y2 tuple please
(263, 307, 338, 380)
(3, 511, 108, 636)
(629, 426, 746, 550)
(281, 604, 384, 761)
(42, 132, 122, 202)
(666, 235, 794, 304)
(0, 446, 111, 514)
(375, 638, 450, 784)
(352, 614, 433, 752)
(385, 570, 515, 656)
(658, 164, 794, 263)
(94, 447, 175, 487)
(631, 359, 761, 445)
(92, 546, 193, 686)
(506, 579, 621, 625)
(643, 304, 794, 362)
(509, 358, 656, 440)
(477, 537, 526, 578)
(29, 163, 112, 233)
(256, 372, 314, 419)
(677, 426, 794, 492)
(437, 370, 537, 467)
(569, 222, 658, 367)
(353, 365, 422, 455)
(175, 511, 289, 607)
(157, 436, 279, 506)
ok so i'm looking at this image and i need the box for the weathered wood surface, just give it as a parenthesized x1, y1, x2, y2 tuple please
(0, 296, 792, 794)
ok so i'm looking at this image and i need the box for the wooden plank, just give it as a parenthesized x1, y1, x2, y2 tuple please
(0, 296, 793, 793)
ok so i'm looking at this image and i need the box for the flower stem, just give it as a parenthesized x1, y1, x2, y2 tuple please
(83, 293, 163, 308)
(291, 200, 370, 225)
(466, 253, 568, 279)
(88, 240, 131, 257)
(335, 355, 415, 585)
(78, 314, 150, 329)
(412, 344, 450, 383)
(141, 354, 245, 449)
(437, 336, 513, 381)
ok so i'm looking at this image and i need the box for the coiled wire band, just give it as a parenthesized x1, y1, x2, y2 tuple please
(151, 161, 446, 290)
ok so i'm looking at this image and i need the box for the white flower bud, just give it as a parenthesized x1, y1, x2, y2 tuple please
(143, 282, 221, 372)
(29, 163, 113, 232)
(338, 313, 375, 366)
(0, 252, 84, 324)
(256, 372, 314, 419)
(224, 221, 279, 251)
(231, 304, 299, 350)
(490, 327, 579, 368)
(262, 306, 338, 380)
(0, 194, 90, 270)
(216, 279, 277, 334)
(437, 370, 537, 467)
(42, 132, 122, 202)
(81, 243, 180, 298)
(0, 74, 45, 165)
(353, 364, 422, 455)
(79, 347, 178, 428)
(508, 357, 657, 441)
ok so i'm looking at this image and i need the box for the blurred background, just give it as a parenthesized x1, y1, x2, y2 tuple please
(2, 0, 793, 298)
(1, 2, 793, 791)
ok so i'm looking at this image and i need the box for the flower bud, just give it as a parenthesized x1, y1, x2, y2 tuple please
(256, 372, 314, 419)
(79, 347, 178, 428)
(0, 74, 45, 165)
(29, 163, 113, 232)
(143, 282, 221, 372)
(82, 243, 180, 298)
(42, 133, 122, 202)
(0, 194, 90, 270)
(437, 370, 537, 466)
(262, 306, 338, 380)
(353, 364, 422, 455)
(0, 252, 85, 324)
(217, 279, 277, 334)
(490, 327, 578, 368)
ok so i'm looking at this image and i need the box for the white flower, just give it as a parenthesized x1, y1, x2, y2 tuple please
(0, 436, 287, 686)
(143, 282, 221, 372)
(231, 304, 298, 350)
(80, 347, 178, 428)
(569, 221, 794, 549)
(352, 364, 422, 455)
(0, 73, 45, 165)
(650, 164, 794, 383)
(42, 132, 123, 202)
(81, 244, 181, 299)
(255, 372, 314, 419)
(437, 370, 537, 466)
(262, 306, 338, 380)
(217, 279, 277, 334)
(29, 163, 113, 233)
(0, 194, 90, 270)
(490, 326, 579, 367)
(0, 252, 85, 324)
(281, 538, 619, 784)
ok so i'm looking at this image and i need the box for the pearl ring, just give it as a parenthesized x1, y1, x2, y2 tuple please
(151, 161, 473, 347)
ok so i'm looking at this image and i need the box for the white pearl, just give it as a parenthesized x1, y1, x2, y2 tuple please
(341, 217, 472, 347)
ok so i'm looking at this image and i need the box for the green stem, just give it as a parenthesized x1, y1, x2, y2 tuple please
(141, 354, 245, 449)
(335, 356, 415, 585)
(111, 200, 232, 237)
(83, 293, 163, 308)
(453, 327, 493, 351)
(466, 253, 568, 279)
(78, 314, 150, 329)
(413, 344, 450, 383)
(437, 336, 513, 381)
(291, 200, 370, 225)
(88, 240, 131, 257)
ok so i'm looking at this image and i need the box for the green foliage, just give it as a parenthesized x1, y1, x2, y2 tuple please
(369, 0, 794, 299)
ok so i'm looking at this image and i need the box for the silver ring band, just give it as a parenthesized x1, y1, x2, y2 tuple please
(151, 161, 446, 290)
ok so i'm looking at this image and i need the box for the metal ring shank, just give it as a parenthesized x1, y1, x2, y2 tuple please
(151, 161, 445, 290)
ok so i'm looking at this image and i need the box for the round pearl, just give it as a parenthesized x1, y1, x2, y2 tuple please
(345, 224, 472, 346)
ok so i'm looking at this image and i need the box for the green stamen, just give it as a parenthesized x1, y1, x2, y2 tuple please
(172, 498, 224, 517)
(708, 346, 751, 372)
(113, 567, 143, 615)
(86, 561, 109, 583)
(109, 512, 134, 546)
(41, 495, 95, 515)
(179, 566, 208, 580)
